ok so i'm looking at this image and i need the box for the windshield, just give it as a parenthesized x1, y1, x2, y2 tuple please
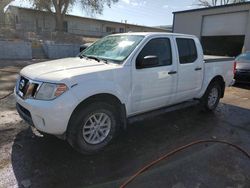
(80, 35, 144, 63)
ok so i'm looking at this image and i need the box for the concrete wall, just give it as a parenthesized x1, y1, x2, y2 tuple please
(0, 41, 32, 59)
(243, 9, 250, 52)
(174, 12, 203, 37)
(43, 42, 80, 59)
(173, 3, 250, 51)
(0, 40, 80, 60)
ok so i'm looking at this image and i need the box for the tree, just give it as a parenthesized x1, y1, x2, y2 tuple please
(29, 0, 118, 32)
(197, 0, 246, 7)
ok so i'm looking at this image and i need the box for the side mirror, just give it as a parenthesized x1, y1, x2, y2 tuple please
(137, 55, 159, 69)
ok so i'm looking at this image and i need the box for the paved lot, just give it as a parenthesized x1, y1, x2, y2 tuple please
(0, 61, 250, 188)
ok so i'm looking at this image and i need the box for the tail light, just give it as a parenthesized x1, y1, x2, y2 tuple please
(233, 61, 237, 75)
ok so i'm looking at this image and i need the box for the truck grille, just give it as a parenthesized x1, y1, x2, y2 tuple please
(16, 76, 41, 99)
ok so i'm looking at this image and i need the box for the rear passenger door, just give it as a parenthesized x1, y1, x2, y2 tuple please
(174, 37, 203, 102)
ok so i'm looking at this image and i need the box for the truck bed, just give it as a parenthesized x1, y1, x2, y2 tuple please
(204, 55, 235, 63)
(203, 55, 234, 90)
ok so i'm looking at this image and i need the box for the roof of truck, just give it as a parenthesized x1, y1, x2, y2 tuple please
(111, 32, 196, 38)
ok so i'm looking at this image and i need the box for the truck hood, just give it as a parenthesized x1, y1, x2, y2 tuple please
(20, 57, 118, 82)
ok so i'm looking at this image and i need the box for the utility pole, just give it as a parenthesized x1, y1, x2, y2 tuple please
(124, 20, 127, 32)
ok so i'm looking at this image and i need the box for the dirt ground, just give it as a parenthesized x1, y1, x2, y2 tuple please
(0, 60, 250, 188)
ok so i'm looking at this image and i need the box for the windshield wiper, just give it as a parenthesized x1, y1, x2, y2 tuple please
(79, 54, 87, 59)
(79, 54, 108, 64)
(100, 58, 108, 64)
(88, 56, 109, 64)
(87, 56, 101, 62)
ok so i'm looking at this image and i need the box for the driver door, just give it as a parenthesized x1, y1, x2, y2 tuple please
(131, 37, 177, 114)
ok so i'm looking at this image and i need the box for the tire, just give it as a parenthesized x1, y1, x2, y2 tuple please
(201, 81, 222, 111)
(67, 102, 119, 154)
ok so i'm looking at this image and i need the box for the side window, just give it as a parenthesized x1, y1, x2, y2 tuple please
(176, 38, 197, 64)
(136, 38, 172, 69)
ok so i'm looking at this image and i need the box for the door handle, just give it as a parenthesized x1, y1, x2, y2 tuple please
(195, 67, 202, 71)
(168, 71, 177, 75)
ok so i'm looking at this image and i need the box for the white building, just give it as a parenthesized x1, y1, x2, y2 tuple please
(173, 2, 250, 56)
(6, 6, 169, 37)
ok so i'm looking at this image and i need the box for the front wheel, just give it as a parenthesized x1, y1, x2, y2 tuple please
(67, 102, 119, 154)
(201, 81, 222, 111)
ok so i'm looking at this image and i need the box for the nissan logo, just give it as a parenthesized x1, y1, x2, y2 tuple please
(19, 79, 25, 90)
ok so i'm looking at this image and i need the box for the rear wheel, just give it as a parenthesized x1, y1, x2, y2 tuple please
(67, 102, 119, 154)
(201, 81, 222, 111)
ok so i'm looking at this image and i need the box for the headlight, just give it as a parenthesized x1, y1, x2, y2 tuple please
(35, 83, 68, 100)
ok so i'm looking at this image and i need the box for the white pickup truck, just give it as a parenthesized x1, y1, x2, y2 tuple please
(15, 32, 235, 154)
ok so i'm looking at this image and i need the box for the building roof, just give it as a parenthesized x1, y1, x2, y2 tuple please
(173, 1, 250, 14)
(7, 5, 169, 31)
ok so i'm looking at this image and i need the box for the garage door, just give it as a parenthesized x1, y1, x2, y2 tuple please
(202, 11, 248, 36)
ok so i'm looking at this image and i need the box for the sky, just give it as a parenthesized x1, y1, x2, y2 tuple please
(10, 0, 200, 27)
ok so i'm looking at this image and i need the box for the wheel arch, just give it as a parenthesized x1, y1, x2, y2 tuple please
(208, 75, 225, 98)
(67, 93, 127, 136)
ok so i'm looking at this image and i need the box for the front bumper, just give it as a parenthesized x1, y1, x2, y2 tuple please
(15, 90, 78, 135)
(16, 103, 34, 126)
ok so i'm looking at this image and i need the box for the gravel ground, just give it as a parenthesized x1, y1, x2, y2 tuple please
(0, 60, 250, 188)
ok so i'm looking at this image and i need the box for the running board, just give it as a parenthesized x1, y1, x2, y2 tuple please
(128, 100, 200, 124)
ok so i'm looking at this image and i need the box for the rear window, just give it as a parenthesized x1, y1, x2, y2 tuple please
(176, 38, 197, 64)
(236, 52, 250, 62)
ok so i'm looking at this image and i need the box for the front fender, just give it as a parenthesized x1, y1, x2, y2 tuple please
(72, 80, 127, 103)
